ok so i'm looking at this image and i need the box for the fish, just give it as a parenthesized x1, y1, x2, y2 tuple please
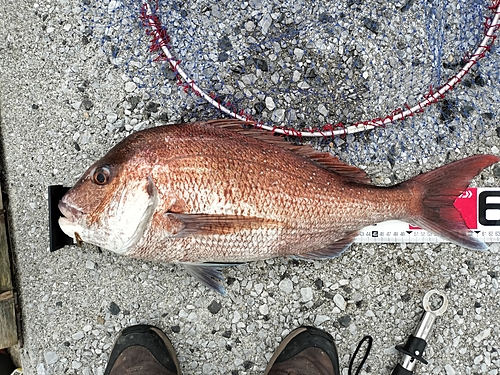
(58, 119, 500, 294)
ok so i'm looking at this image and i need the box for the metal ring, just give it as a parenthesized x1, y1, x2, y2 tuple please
(422, 289, 448, 316)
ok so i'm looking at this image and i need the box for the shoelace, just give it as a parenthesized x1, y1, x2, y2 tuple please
(348, 335, 373, 375)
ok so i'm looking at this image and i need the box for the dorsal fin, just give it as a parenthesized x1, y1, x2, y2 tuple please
(202, 119, 373, 185)
(292, 148, 373, 185)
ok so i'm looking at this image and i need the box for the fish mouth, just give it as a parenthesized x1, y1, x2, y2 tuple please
(58, 201, 84, 245)
(58, 201, 82, 222)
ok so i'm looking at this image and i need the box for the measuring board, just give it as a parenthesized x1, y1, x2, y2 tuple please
(355, 188, 500, 244)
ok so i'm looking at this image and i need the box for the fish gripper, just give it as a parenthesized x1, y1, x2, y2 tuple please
(391, 289, 448, 375)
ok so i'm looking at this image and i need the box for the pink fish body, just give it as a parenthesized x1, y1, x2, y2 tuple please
(58, 120, 499, 293)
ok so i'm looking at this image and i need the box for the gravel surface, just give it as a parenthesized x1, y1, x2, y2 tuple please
(0, 0, 499, 374)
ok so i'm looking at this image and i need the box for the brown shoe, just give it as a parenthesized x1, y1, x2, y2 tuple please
(104, 325, 181, 375)
(0, 349, 16, 375)
(264, 327, 340, 375)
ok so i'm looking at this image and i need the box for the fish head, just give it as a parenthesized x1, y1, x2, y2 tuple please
(58, 158, 158, 255)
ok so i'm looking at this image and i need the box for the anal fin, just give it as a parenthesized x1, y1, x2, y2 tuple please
(294, 231, 358, 261)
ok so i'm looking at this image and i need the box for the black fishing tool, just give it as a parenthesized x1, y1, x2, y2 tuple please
(392, 289, 448, 375)
(48, 185, 73, 252)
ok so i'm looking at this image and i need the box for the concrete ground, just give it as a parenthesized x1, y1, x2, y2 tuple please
(0, 0, 499, 374)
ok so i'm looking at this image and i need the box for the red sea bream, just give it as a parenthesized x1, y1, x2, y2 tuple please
(58, 120, 500, 293)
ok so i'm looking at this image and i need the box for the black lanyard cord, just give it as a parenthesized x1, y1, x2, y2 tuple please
(348, 335, 373, 375)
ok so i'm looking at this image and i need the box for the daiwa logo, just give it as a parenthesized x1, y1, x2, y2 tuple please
(453, 188, 478, 230)
(458, 190, 473, 199)
(478, 190, 500, 226)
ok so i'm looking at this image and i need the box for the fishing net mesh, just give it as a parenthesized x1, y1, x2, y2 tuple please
(82, 0, 500, 166)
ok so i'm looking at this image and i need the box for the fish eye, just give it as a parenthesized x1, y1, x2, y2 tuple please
(93, 166, 111, 185)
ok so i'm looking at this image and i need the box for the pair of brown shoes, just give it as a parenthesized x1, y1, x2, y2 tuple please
(104, 325, 340, 375)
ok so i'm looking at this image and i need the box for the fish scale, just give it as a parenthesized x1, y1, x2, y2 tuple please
(58, 120, 500, 293)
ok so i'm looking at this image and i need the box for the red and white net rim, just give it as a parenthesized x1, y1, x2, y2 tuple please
(140, 1, 500, 137)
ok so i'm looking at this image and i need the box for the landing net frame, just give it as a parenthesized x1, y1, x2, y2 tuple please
(138, 0, 500, 138)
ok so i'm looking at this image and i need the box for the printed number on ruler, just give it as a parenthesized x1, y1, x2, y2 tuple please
(355, 188, 500, 244)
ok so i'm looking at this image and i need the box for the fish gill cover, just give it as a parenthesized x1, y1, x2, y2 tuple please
(81, 0, 500, 168)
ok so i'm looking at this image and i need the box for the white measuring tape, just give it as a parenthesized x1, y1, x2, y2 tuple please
(355, 188, 500, 244)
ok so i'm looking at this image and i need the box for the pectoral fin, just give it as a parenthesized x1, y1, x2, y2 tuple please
(167, 213, 280, 237)
(294, 231, 358, 260)
(181, 262, 244, 295)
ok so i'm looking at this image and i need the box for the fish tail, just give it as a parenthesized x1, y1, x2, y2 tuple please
(402, 155, 500, 250)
